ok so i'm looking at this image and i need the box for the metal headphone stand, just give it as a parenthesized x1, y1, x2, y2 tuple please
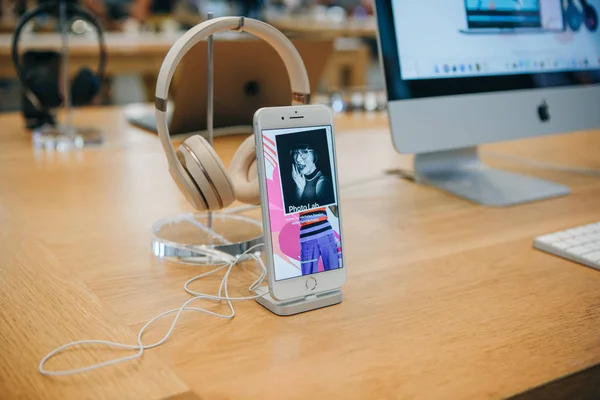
(151, 13, 263, 265)
(31, 0, 103, 150)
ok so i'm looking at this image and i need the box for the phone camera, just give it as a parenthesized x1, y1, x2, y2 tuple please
(281, 117, 284, 120)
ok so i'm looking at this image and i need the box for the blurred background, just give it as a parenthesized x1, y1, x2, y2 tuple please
(0, 0, 386, 113)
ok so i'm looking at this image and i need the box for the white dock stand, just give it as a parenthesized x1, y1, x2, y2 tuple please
(255, 286, 343, 316)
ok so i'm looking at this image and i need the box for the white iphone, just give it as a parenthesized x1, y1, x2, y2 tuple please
(254, 104, 347, 301)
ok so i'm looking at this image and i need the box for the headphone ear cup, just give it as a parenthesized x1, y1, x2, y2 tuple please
(229, 135, 260, 205)
(170, 159, 210, 211)
(71, 68, 99, 106)
(584, 4, 598, 31)
(178, 135, 236, 210)
(24, 68, 62, 108)
(566, 1, 583, 31)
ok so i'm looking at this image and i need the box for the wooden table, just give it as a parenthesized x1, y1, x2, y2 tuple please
(0, 30, 371, 95)
(0, 32, 176, 77)
(0, 107, 599, 399)
(266, 15, 377, 38)
(0, 32, 175, 101)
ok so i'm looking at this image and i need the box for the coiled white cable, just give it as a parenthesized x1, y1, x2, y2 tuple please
(39, 243, 267, 376)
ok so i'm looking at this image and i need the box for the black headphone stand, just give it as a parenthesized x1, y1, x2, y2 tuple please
(31, 0, 104, 150)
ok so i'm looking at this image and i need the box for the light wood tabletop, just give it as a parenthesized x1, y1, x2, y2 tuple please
(0, 31, 371, 97)
(0, 32, 177, 78)
(265, 15, 377, 38)
(0, 107, 599, 400)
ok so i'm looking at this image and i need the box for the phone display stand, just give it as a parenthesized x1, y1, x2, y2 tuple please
(34, 0, 104, 151)
(255, 286, 342, 316)
(151, 13, 263, 265)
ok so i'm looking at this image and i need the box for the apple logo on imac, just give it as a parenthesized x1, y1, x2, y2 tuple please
(537, 100, 550, 122)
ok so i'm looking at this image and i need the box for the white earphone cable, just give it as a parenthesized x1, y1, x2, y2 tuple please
(39, 244, 267, 376)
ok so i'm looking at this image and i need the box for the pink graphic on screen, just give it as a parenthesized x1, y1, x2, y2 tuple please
(262, 126, 343, 281)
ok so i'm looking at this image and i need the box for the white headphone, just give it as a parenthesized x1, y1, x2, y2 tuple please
(155, 17, 311, 211)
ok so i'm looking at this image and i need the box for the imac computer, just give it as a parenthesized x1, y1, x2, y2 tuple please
(374, 0, 600, 206)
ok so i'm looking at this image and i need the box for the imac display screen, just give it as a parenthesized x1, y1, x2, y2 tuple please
(464, 0, 560, 30)
(377, 0, 600, 98)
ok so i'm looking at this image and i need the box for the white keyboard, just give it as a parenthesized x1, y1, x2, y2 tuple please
(534, 221, 600, 271)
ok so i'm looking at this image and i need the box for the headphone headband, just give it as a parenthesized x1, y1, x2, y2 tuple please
(11, 1, 107, 108)
(155, 16, 311, 177)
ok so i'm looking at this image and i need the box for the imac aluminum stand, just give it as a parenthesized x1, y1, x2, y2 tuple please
(255, 286, 342, 316)
(413, 147, 570, 207)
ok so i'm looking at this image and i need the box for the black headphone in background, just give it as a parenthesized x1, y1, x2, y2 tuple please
(11, 2, 106, 127)
(581, 0, 598, 31)
(565, 0, 598, 31)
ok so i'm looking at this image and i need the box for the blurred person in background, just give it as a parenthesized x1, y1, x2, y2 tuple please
(228, 0, 263, 18)
(77, 0, 173, 28)
(301, 0, 373, 15)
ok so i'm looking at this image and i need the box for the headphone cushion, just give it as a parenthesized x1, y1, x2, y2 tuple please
(584, 6, 598, 31)
(566, 2, 583, 31)
(170, 159, 210, 211)
(229, 135, 260, 205)
(25, 69, 62, 108)
(71, 68, 99, 106)
(178, 135, 235, 210)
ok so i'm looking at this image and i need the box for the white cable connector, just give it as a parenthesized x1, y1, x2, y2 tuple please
(39, 244, 267, 376)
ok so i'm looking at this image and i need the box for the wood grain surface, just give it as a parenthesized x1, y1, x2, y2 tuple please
(0, 107, 599, 399)
(265, 15, 377, 38)
(0, 215, 190, 399)
(0, 32, 175, 79)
